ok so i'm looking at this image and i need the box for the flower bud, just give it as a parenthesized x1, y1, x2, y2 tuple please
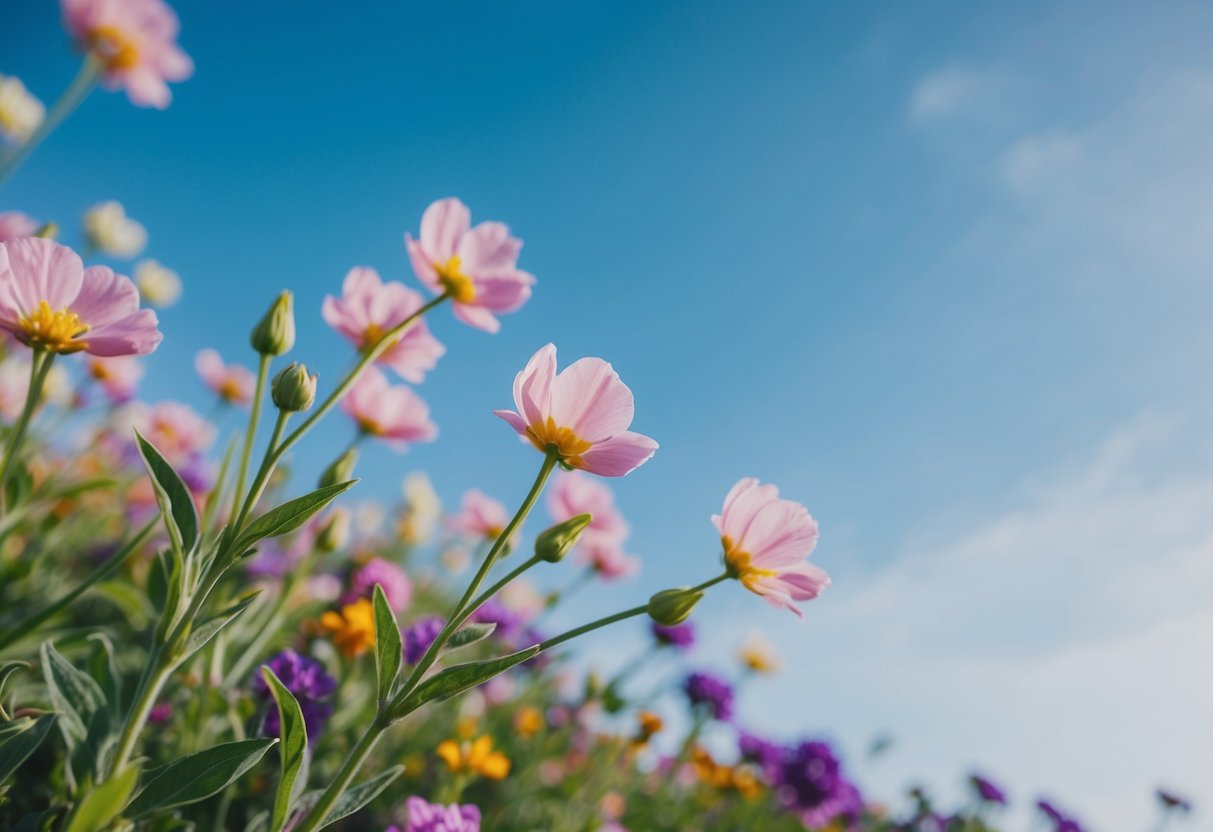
(250, 291, 295, 356)
(34, 222, 58, 240)
(646, 587, 703, 626)
(316, 507, 352, 553)
(534, 513, 592, 563)
(319, 448, 358, 489)
(271, 362, 316, 412)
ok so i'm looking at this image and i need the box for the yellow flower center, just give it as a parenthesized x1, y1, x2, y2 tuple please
(20, 301, 90, 354)
(722, 536, 776, 592)
(432, 255, 477, 304)
(89, 25, 141, 71)
(525, 416, 593, 468)
(218, 377, 244, 402)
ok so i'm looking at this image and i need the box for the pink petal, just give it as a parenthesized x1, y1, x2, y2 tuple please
(742, 499, 819, 568)
(451, 302, 500, 333)
(0, 238, 84, 315)
(405, 235, 441, 295)
(577, 431, 658, 477)
(71, 266, 141, 328)
(471, 271, 534, 313)
(419, 198, 470, 263)
(85, 309, 163, 356)
(514, 343, 557, 427)
(550, 357, 634, 442)
(195, 348, 225, 386)
(457, 220, 521, 276)
(493, 409, 529, 437)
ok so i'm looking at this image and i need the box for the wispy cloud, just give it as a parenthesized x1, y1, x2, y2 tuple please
(908, 65, 988, 123)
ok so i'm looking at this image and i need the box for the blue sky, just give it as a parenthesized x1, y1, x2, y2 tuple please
(4, 0, 1213, 827)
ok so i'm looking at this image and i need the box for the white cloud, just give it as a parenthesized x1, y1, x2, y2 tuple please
(999, 130, 1083, 192)
(909, 65, 987, 122)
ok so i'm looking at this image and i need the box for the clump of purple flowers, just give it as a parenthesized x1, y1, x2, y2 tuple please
(683, 671, 734, 722)
(771, 740, 864, 827)
(970, 773, 1008, 806)
(1037, 798, 1087, 832)
(397, 796, 480, 832)
(651, 620, 695, 650)
(251, 649, 336, 739)
(403, 616, 445, 664)
(738, 730, 783, 769)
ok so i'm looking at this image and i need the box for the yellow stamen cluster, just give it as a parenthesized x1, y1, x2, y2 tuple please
(525, 416, 593, 468)
(88, 25, 141, 71)
(435, 735, 510, 780)
(432, 255, 476, 304)
(722, 536, 777, 591)
(319, 598, 375, 657)
(20, 301, 89, 354)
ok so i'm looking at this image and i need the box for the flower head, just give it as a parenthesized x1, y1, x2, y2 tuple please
(970, 773, 1008, 806)
(87, 355, 143, 403)
(651, 621, 695, 650)
(739, 631, 779, 674)
(0, 212, 39, 243)
(0, 238, 161, 356)
(61, 0, 193, 108)
(344, 557, 413, 613)
(447, 489, 509, 541)
(714, 478, 828, 617)
(195, 348, 255, 406)
(341, 366, 437, 451)
(133, 259, 181, 307)
(403, 616, 445, 664)
(436, 735, 510, 780)
(771, 740, 864, 827)
(322, 266, 445, 383)
(252, 649, 337, 738)
(82, 201, 147, 259)
(581, 539, 639, 580)
(132, 400, 214, 465)
(403, 796, 481, 832)
(683, 672, 734, 722)
(405, 197, 534, 333)
(495, 344, 657, 477)
(546, 471, 629, 546)
(319, 598, 375, 657)
(400, 471, 442, 545)
(0, 75, 44, 143)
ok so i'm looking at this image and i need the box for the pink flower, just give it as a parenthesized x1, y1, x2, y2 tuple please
(61, 0, 193, 109)
(494, 343, 657, 477)
(547, 471, 629, 547)
(321, 267, 445, 383)
(447, 489, 509, 541)
(87, 355, 143, 403)
(340, 366, 437, 451)
(344, 556, 413, 613)
(713, 478, 829, 617)
(195, 348, 255, 406)
(0, 212, 38, 242)
(0, 238, 162, 356)
(581, 539, 639, 580)
(405, 198, 535, 333)
(133, 400, 216, 465)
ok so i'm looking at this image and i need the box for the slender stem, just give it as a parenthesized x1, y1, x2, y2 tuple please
(536, 603, 649, 653)
(109, 650, 172, 776)
(0, 350, 54, 514)
(232, 409, 289, 531)
(692, 573, 729, 593)
(0, 55, 101, 187)
(460, 554, 542, 627)
(292, 716, 388, 832)
(231, 354, 271, 522)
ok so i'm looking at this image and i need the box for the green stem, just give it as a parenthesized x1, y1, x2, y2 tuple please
(231, 353, 271, 523)
(0, 350, 54, 514)
(108, 649, 173, 776)
(535, 603, 649, 653)
(0, 55, 101, 187)
(291, 716, 388, 832)
(232, 409, 290, 532)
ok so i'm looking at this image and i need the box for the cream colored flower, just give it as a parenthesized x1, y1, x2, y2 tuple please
(84, 201, 147, 259)
(134, 259, 181, 307)
(400, 470, 441, 544)
(739, 631, 780, 674)
(0, 75, 44, 143)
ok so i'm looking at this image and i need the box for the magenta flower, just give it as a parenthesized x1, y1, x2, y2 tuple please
(447, 489, 509, 541)
(61, 0, 193, 109)
(405, 198, 535, 333)
(403, 796, 481, 832)
(0, 238, 161, 356)
(714, 478, 828, 617)
(195, 348, 255, 406)
(341, 366, 437, 451)
(321, 266, 445, 383)
(344, 557, 413, 613)
(494, 344, 657, 477)
(546, 471, 629, 547)
(0, 212, 38, 242)
(86, 355, 143, 403)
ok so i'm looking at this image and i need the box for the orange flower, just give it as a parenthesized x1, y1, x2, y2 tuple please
(514, 706, 544, 738)
(435, 735, 511, 780)
(319, 598, 375, 657)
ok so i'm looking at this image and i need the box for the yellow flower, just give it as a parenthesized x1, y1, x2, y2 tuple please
(319, 598, 375, 657)
(514, 706, 544, 738)
(739, 631, 780, 674)
(435, 735, 511, 780)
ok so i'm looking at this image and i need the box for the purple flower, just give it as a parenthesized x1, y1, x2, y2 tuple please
(969, 773, 1008, 806)
(344, 557, 412, 612)
(403, 616, 445, 664)
(738, 731, 783, 769)
(650, 621, 695, 650)
(403, 796, 481, 832)
(1037, 799, 1087, 832)
(251, 649, 337, 739)
(470, 598, 523, 639)
(1158, 788, 1193, 813)
(771, 740, 863, 827)
(683, 672, 734, 722)
(147, 702, 173, 725)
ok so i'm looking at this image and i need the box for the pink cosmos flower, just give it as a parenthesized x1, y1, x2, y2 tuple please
(61, 0, 193, 109)
(195, 348, 255, 406)
(0, 238, 162, 356)
(0, 212, 38, 242)
(133, 400, 216, 465)
(447, 489, 510, 541)
(713, 478, 829, 617)
(547, 471, 629, 547)
(321, 267, 445, 383)
(494, 343, 657, 477)
(344, 556, 413, 613)
(405, 198, 535, 333)
(581, 539, 639, 580)
(340, 366, 437, 451)
(87, 355, 143, 403)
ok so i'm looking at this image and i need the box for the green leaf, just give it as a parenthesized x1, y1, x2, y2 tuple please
(0, 714, 57, 783)
(233, 480, 357, 552)
(127, 738, 277, 817)
(180, 592, 261, 664)
(0, 660, 29, 702)
(446, 621, 496, 650)
(10, 810, 53, 832)
(260, 667, 308, 832)
(371, 585, 401, 705)
(394, 645, 540, 717)
(4, 461, 32, 509)
(86, 634, 121, 708)
(319, 764, 404, 829)
(135, 429, 199, 556)
(40, 642, 107, 750)
(62, 763, 140, 832)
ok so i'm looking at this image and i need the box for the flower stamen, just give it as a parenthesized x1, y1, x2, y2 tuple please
(432, 255, 477, 304)
(525, 416, 593, 467)
(88, 25, 142, 71)
(19, 301, 90, 353)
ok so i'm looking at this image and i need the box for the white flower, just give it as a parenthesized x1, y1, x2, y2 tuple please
(0, 75, 44, 143)
(134, 259, 182, 307)
(83, 201, 148, 259)
(401, 471, 442, 544)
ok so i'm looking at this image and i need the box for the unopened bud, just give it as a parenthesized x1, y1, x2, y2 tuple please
(534, 513, 592, 563)
(34, 222, 59, 240)
(250, 291, 295, 356)
(319, 448, 358, 489)
(646, 587, 703, 626)
(271, 362, 316, 412)
(316, 508, 352, 553)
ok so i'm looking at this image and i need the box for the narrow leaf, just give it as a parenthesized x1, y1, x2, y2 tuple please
(127, 738, 277, 816)
(180, 592, 261, 664)
(371, 585, 401, 705)
(40, 642, 107, 749)
(233, 480, 357, 552)
(135, 429, 199, 555)
(319, 764, 404, 829)
(0, 660, 29, 702)
(394, 645, 540, 716)
(62, 763, 140, 832)
(0, 714, 57, 783)
(260, 667, 308, 832)
(446, 622, 496, 650)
